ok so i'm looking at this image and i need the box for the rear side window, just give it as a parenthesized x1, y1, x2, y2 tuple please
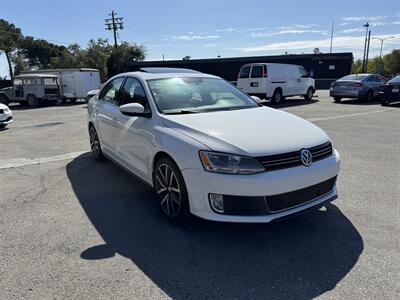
(23, 78, 36, 85)
(250, 66, 263, 78)
(99, 77, 124, 105)
(388, 75, 400, 84)
(239, 66, 251, 78)
(44, 78, 57, 85)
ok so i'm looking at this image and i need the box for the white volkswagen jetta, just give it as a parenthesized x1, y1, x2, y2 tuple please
(87, 68, 340, 222)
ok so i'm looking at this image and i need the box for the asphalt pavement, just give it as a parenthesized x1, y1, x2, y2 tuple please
(0, 91, 399, 299)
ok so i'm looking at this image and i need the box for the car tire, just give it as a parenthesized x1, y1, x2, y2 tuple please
(154, 157, 191, 222)
(70, 98, 77, 104)
(304, 87, 314, 101)
(381, 99, 390, 106)
(27, 95, 39, 108)
(334, 97, 341, 103)
(89, 125, 105, 161)
(0, 94, 9, 105)
(365, 90, 373, 102)
(0, 124, 6, 129)
(271, 89, 283, 104)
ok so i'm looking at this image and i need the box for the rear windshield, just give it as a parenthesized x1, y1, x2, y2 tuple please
(340, 75, 367, 81)
(388, 75, 400, 84)
(239, 66, 251, 78)
(251, 66, 263, 78)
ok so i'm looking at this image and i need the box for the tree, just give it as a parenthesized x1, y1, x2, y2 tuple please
(0, 19, 23, 54)
(107, 42, 146, 77)
(352, 59, 362, 74)
(383, 49, 400, 75)
(84, 38, 113, 81)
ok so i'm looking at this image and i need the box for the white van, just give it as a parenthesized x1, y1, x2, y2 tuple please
(237, 63, 315, 103)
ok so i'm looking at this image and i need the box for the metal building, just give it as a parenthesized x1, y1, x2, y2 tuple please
(128, 52, 353, 89)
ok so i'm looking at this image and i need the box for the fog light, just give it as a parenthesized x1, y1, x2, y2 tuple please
(209, 193, 224, 213)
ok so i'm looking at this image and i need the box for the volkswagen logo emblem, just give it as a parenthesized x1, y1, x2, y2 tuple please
(300, 149, 313, 166)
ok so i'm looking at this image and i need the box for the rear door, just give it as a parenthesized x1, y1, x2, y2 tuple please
(248, 64, 266, 96)
(96, 77, 124, 152)
(236, 65, 251, 93)
(61, 73, 76, 98)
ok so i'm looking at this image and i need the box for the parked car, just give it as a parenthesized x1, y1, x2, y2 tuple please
(0, 103, 13, 128)
(0, 74, 60, 107)
(22, 68, 101, 103)
(379, 75, 400, 106)
(87, 68, 340, 223)
(330, 74, 386, 103)
(237, 63, 315, 103)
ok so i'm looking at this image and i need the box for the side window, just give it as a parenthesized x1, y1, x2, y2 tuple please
(299, 66, 308, 77)
(120, 77, 150, 111)
(239, 66, 251, 78)
(23, 78, 35, 85)
(250, 66, 263, 78)
(98, 77, 124, 105)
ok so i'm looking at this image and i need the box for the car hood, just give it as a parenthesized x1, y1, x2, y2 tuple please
(162, 106, 330, 156)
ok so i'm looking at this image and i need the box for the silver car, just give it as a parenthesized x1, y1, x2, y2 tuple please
(330, 74, 386, 103)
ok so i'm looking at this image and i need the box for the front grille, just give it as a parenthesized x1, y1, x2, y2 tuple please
(1, 116, 12, 122)
(256, 142, 333, 171)
(222, 195, 267, 216)
(217, 176, 337, 216)
(265, 177, 337, 212)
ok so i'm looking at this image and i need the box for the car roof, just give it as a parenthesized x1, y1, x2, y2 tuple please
(112, 69, 220, 80)
(14, 74, 58, 78)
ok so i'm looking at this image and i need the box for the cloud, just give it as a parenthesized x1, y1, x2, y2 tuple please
(165, 34, 221, 41)
(277, 24, 319, 30)
(342, 15, 388, 22)
(340, 22, 349, 26)
(215, 28, 237, 33)
(236, 33, 400, 53)
(204, 43, 217, 47)
(341, 28, 365, 34)
(251, 29, 327, 38)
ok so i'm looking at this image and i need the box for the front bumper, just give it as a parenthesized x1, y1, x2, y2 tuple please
(182, 149, 341, 223)
(0, 113, 13, 125)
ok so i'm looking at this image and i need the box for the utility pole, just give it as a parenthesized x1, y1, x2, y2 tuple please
(365, 30, 371, 72)
(329, 21, 334, 54)
(372, 36, 395, 57)
(361, 22, 369, 73)
(105, 10, 124, 48)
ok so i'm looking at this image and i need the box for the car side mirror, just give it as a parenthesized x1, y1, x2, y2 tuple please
(250, 95, 262, 103)
(119, 103, 151, 118)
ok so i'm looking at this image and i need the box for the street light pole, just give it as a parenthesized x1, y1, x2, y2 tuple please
(372, 36, 395, 57)
(361, 22, 369, 73)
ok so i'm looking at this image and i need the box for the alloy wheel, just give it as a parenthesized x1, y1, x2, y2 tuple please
(89, 126, 100, 157)
(155, 164, 182, 218)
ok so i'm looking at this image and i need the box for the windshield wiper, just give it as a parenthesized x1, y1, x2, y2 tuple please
(164, 110, 200, 115)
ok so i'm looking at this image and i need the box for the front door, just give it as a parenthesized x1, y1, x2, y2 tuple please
(113, 77, 153, 181)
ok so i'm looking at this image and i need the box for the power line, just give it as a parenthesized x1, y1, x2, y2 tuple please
(105, 10, 124, 48)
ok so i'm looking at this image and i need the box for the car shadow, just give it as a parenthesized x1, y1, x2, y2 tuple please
(66, 154, 363, 299)
(333, 99, 381, 106)
(263, 98, 319, 109)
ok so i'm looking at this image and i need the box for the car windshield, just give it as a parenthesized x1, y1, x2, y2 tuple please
(340, 75, 367, 81)
(388, 75, 400, 84)
(147, 77, 258, 114)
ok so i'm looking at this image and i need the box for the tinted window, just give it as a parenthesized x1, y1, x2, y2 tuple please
(239, 66, 251, 78)
(99, 77, 124, 105)
(250, 66, 263, 78)
(120, 77, 149, 111)
(366, 75, 380, 82)
(388, 75, 400, 84)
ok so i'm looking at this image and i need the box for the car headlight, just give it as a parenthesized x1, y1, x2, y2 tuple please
(199, 151, 265, 175)
(4, 107, 10, 113)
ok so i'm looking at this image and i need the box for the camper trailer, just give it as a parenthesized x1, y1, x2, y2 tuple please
(22, 68, 101, 103)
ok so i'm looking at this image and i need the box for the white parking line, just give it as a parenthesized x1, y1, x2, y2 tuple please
(0, 151, 88, 170)
(307, 108, 392, 122)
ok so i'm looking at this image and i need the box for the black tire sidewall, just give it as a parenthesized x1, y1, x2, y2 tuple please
(89, 126, 104, 161)
(272, 90, 282, 103)
(154, 157, 191, 222)
(27, 95, 38, 108)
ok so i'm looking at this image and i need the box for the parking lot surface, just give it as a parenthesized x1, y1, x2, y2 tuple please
(1, 91, 399, 299)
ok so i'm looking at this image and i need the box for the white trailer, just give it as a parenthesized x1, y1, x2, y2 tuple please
(22, 68, 101, 102)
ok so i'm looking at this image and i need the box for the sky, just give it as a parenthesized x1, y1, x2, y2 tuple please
(0, 0, 399, 61)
